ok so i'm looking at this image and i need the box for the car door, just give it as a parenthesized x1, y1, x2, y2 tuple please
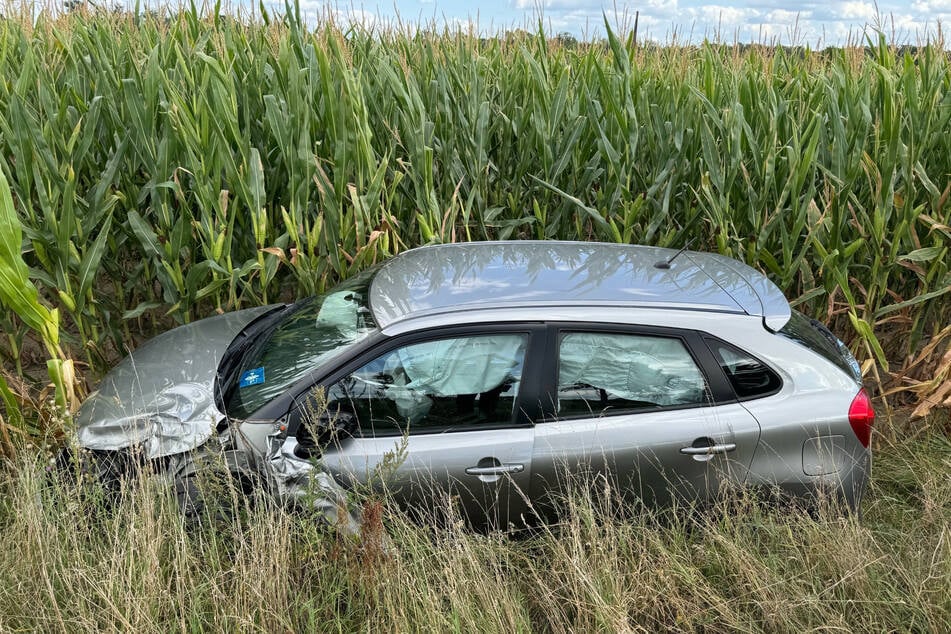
(289, 326, 545, 529)
(530, 326, 761, 514)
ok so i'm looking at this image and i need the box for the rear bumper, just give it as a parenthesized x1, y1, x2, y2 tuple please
(768, 448, 871, 513)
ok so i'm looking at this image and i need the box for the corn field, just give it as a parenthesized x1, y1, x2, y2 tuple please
(0, 5, 949, 444)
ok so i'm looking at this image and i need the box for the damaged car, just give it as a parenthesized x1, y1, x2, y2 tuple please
(71, 241, 874, 529)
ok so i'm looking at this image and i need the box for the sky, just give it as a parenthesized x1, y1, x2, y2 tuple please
(271, 1, 950, 47)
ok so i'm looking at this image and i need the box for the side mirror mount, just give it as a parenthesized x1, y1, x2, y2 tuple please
(294, 408, 357, 459)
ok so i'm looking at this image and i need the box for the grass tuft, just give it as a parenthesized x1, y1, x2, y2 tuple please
(0, 413, 947, 632)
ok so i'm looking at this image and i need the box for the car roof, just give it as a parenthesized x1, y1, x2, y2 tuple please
(367, 241, 791, 331)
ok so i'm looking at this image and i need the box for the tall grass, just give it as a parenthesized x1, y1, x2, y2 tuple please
(0, 6, 949, 435)
(0, 411, 947, 632)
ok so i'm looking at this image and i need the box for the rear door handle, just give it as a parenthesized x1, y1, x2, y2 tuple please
(680, 443, 736, 455)
(465, 463, 525, 476)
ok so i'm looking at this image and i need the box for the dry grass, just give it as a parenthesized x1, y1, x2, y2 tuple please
(0, 412, 947, 633)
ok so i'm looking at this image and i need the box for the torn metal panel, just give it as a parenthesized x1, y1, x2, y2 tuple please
(263, 430, 361, 535)
(74, 307, 271, 459)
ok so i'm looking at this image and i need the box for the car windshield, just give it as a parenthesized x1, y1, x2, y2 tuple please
(225, 271, 378, 418)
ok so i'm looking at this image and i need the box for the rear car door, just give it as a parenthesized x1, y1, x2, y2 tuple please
(290, 325, 545, 529)
(530, 325, 761, 514)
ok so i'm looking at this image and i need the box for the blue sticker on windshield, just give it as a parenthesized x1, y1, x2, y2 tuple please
(239, 367, 265, 388)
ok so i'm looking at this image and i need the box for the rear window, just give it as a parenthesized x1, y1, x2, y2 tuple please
(778, 311, 862, 383)
(705, 338, 782, 400)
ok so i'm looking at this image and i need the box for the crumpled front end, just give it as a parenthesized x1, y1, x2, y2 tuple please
(72, 305, 362, 533)
(160, 424, 361, 533)
(77, 382, 222, 458)
(74, 307, 272, 459)
(260, 429, 360, 534)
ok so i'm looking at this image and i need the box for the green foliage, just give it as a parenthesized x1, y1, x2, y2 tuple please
(0, 170, 60, 356)
(0, 169, 75, 416)
(0, 8, 948, 396)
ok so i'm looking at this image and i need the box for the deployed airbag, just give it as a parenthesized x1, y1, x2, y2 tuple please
(559, 332, 705, 406)
(381, 335, 526, 422)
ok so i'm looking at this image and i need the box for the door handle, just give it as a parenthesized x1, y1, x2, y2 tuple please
(680, 443, 737, 456)
(465, 463, 524, 476)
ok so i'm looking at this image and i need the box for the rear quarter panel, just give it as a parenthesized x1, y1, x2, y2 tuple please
(703, 316, 871, 506)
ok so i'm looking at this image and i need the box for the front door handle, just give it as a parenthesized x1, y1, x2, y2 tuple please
(680, 443, 737, 456)
(465, 463, 525, 476)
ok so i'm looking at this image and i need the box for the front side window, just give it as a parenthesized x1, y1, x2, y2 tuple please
(557, 332, 709, 417)
(326, 334, 529, 436)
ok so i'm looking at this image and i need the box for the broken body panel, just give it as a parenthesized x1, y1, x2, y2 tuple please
(72, 305, 360, 529)
(75, 307, 272, 458)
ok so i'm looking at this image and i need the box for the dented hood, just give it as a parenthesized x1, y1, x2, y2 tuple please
(75, 306, 273, 459)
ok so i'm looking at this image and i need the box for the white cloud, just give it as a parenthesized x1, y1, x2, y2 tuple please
(838, 1, 878, 21)
(513, 0, 602, 9)
(912, 0, 951, 10)
(513, 0, 676, 14)
(522, 0, 945, 45)
(690, 5, 761, 25)
(765, 9, 810, 24)
(885, 12, 929, 34)
(101, 0, 951, 48)
(345, 9, 381, 27)
(265, 1, 396, 29)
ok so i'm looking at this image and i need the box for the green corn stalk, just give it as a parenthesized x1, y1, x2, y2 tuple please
(0, 168, 74, 415)
(0, 8, 948, 429)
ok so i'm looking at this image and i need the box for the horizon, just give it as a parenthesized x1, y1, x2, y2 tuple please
(22, 1, 951, 48)
(290, 1, 947, 48)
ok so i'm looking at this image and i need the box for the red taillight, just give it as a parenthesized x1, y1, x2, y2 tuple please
(848, 388, 875, 448)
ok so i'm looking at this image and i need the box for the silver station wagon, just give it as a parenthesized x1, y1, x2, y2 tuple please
(74, 241, 875, 529)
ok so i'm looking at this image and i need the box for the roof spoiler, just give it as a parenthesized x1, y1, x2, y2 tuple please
(685, 253, 792, 332)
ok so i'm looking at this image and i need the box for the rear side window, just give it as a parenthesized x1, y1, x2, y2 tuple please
(556, 332, 709, 417)
(705, 338, 782, 399)
(778, 311, 862, 383)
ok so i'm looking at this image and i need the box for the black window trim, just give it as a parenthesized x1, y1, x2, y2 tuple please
(538, 322, 738, 423)
(700, 334, 784, 402)
(283, 322, 548, 440)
